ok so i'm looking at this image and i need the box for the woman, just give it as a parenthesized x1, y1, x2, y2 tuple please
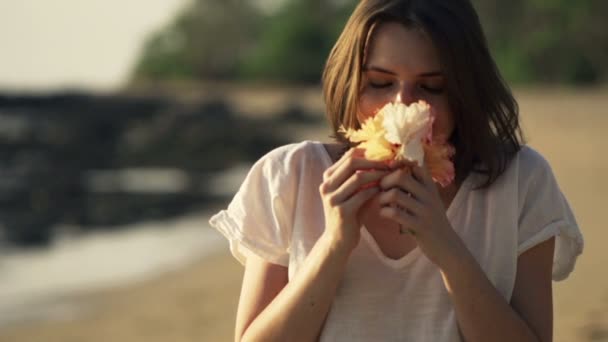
(210, 0, 583, 341)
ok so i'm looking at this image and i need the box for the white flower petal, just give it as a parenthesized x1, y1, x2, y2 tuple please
(381, 101, 432, 162)
(400, 140, 423, 165)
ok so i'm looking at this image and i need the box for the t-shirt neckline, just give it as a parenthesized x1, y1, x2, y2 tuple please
(313, 140, 472, 269)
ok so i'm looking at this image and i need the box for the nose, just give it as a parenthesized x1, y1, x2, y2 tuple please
(394, 84, 416, 105)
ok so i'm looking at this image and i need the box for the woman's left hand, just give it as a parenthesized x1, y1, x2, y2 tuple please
(377, 161, 466, 267)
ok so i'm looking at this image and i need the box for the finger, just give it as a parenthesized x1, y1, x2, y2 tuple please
(379, 205, 419, 232)
(331, 169, 389, 204)
(379, 168, 426, 201)
(411, 164, 435, 187)
(343, 185, 380, 213)
(323, 147, 356, 180)
(388, 158, 418, 170)
(323, 147, 373, 180)
(377, 188, 423, 215)
(323, 155, 390, 192)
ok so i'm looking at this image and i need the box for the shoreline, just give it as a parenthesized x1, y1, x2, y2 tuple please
(0, 211, 226, 329)
(0, 88, 607, 341)
(0, 249, 243, 342)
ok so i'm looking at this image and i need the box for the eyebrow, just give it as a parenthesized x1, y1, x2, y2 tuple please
(363, 65, 443, 77)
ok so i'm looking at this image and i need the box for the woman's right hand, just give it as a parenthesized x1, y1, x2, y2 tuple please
(319, 147, 390, 253)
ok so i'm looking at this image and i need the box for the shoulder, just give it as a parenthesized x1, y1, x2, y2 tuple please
(488, 145, 554, 186)
(258, 140, 326, 167)
(470, 145, 555, 197)
(510, 146, 567, 216)
(515, 145, 552, 171)
(263, 140, 320, 159)
(251, 140, 329, 182)
(470, 145, 551, 189)
(513, 145, 555, 185)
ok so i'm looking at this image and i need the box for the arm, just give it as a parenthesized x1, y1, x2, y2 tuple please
(439, 237, 554, 342)
(377, 164, 554, 342)
(237, 234, 351, 342)
(235, 255, 288, 341)
(236, 149, 390, 342)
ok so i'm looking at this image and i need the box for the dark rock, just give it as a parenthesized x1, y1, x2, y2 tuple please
(0, 90, 318, 247)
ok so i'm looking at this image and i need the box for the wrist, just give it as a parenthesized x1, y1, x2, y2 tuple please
(320, 230, 358, 259)
(437, 242, 477, 279)
(434, 237, 473, 272)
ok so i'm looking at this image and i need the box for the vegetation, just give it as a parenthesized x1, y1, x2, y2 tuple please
(133, 0, 607, 85)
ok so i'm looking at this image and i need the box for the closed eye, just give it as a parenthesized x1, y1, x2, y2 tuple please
(419, 84, 444, 94)
(370, 81, 392, 89)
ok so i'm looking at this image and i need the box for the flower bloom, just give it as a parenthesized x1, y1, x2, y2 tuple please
(340, 101, 455, 187)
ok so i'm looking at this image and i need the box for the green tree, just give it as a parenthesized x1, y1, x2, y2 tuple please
(472, 0, 608, 84)
(132, 0, 354, 84)
(133, 0, 261, 81)
(133, 0, 607, 85)
(239, 0, 355, 83)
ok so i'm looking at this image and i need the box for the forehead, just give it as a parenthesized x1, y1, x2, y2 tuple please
(365, 21, 441, 73)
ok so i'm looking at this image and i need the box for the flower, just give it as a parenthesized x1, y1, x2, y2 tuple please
(423, 135, 456, 187)
(382, 101, 433, 164)
(340, 111, 385, 143)
(339, 111, 395, 161)
(339, 101, 456, 187)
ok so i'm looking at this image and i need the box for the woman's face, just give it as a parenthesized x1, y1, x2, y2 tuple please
(358, 22, 454, 140)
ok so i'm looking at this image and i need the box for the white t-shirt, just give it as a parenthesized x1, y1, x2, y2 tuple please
(209, 140, 583, 342)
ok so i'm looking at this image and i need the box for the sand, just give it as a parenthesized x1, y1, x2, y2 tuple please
(0, 250, 242, 342)
(0, 87, 607, 342)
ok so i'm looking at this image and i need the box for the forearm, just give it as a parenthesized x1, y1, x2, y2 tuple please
(439, 247, 540, 342)
(241, 234, 350, 342)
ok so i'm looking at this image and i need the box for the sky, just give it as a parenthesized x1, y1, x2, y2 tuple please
(0, 0, 190, 92)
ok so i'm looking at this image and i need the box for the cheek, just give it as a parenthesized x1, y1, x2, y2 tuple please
(432, 107, 455, 138)
(358, 92, 389, 123)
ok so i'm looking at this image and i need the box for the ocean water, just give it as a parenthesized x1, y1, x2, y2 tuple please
(0, 211, 227, 327)
(0, 164, 252, 327)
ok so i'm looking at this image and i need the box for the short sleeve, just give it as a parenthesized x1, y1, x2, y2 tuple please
(517, 148, 584, 281)
(209, 148, 297, 266)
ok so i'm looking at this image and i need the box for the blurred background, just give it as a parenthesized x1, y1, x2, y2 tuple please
(0, 0, 606, 341)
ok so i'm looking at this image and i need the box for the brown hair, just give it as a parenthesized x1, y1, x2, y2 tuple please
(322, 0, 525, 189)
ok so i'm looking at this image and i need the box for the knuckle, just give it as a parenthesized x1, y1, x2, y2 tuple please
(319, 182, 330, 194)
(388, 188, 401, 200)
(379, 176, 391, 188)
(354, 171, 365, 183)
(345, 158, 355, 170)
(322, 169, 331, 181)
(388, 208, 400, 219)
(327, 194, 339, 207)
(397, 168, 410, 177)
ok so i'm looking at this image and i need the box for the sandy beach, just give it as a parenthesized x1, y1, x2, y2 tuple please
(0, 249, 241, 342)
(0, 87, 606, 342)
